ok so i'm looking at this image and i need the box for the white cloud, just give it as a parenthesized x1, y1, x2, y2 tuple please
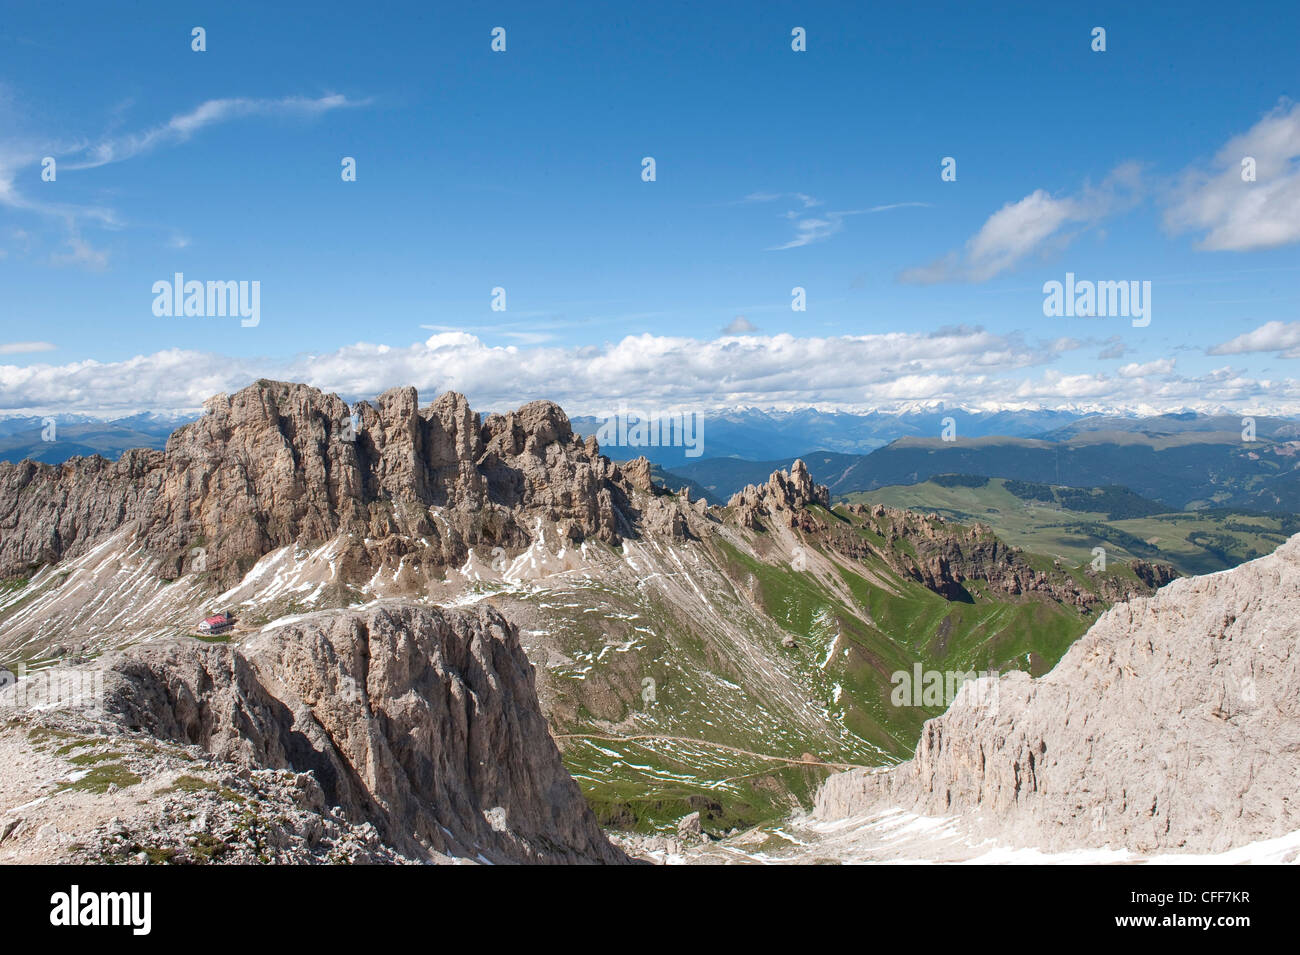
(1164, 100, 1300, 251)
(900, 164, 1142, 283)
(0, 342, 55, 355)
(1209, 320, 1300, 358)
(1118, 358, 1176, 378)
(3, 330, 1297, 417)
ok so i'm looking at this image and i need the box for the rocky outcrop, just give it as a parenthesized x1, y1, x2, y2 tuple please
(0, 380, 696, 586)
(1130, 558, 1179, 590)
(836, 503, 1176, 608)
(728, 459, 831, 531)
(814, 534, 1300, 854)
(86, 603, 627, 864)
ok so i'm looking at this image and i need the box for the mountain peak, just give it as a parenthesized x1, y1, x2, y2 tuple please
(0, 382, 702, 586)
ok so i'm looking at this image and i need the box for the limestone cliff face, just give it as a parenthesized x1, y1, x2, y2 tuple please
(0, 449, 163, 572)
(815, 535, 1300, 854)
(0, 380, 692, 586)
(99, 603, 628, 864)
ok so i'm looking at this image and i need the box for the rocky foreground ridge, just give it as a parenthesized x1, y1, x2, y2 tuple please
(813, 535, 1300, 855)
(0, 603, 627, 864)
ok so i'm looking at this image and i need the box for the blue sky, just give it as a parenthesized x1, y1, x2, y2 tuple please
(1, 0, 1298, 416)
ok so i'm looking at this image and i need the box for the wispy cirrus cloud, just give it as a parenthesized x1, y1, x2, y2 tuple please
(63, 93, 368, 170)
(0, 140, 121, 225)
(0, 92, 367, 270)
(899, 163, 1143, 284)
(741, 191, 821, 208)
(0, 138, 121, 266)
(742, 192, 930, 250)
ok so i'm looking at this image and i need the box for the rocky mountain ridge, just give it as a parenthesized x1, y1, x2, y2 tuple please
(0, 380, 700, 588)
(832, 503, 1177, 608)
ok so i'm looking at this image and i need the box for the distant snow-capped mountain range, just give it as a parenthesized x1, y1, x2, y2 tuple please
(6, 404, 1297, 470)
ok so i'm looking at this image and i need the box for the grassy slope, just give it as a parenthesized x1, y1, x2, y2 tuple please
(498, 568, 866, 834)
(714, 535, 1089, 751)
(518, 506, 1109, 835)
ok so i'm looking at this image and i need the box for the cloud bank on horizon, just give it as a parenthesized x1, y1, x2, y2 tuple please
(2, 327, 1297, 419)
